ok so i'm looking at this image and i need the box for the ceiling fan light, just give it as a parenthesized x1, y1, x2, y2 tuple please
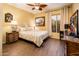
(35, 6, 39, 9)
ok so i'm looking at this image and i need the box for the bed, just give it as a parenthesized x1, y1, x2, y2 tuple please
(19, 27, 49, 47)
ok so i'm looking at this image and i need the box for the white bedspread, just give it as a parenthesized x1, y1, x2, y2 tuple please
(19, 30, 48, 47)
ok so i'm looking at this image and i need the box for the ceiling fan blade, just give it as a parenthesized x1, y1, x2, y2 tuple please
(32, 8, 35, 10)
(27, 3, 47, 11)
(40, 4, 47, 8)
(27, 4, 34, 6)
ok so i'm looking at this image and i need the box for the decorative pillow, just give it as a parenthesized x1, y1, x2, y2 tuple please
(20, 27, 27, 31)
(17, 26, 25, 31)
(17, 26, 40, 31)
(25, 27, 34, 31)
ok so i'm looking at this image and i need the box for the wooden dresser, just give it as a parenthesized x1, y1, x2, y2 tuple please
(6, 31, 19, 43)
(62, 36, 79, 56)
(66, 41, 79, 56)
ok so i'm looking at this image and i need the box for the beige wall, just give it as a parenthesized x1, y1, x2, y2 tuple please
(0, 4, 3, 56)
(0, 24, 2, 55)
(72, 3, 79, 13)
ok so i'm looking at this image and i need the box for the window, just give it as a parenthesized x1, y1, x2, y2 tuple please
(51, 14, 60, 33)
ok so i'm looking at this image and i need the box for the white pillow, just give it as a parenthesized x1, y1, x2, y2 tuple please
(25, 27, 34, 31)
(17, 26, 26, 31)
(21, 27, 27, 31)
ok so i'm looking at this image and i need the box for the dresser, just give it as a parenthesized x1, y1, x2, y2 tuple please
(62, 36, 79, 56)
(6, 31, 19, 43)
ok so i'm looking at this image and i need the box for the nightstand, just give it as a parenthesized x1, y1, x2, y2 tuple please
(6, 31, 19, 43)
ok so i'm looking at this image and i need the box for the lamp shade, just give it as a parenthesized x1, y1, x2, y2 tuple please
(11, 20, 17, 25)
(10, 20, 17, 31)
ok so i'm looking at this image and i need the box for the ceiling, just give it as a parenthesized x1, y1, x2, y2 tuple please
(8, 3, 71, 14)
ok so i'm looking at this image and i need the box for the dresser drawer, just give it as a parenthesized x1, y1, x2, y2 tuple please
(67, 42, 79, 55)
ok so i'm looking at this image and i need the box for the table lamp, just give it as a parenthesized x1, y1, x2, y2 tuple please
(10, 20, 17, 31)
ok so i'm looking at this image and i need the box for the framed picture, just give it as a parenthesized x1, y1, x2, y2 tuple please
(5, 13, 13, 22)
(35, 17, 45, 26)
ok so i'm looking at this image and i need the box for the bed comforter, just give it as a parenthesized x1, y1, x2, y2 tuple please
(19, 30, 49, 47)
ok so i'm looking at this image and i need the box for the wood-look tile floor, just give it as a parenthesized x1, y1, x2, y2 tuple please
(3, 38, 66, 56)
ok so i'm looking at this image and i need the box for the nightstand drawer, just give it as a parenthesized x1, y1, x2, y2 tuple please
(6, 31, 19, 43)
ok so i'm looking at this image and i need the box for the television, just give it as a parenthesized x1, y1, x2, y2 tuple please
(70, 10, 79, 38)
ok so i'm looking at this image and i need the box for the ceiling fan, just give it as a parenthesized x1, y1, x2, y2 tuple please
(27, 3, 47, 11)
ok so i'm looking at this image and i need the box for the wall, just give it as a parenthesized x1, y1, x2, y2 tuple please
(0, 22, 2, 55)
(0, 3, 3, 56)
(72, 3, 79, 13)
(68, 5, 73, 23)
(3, 4, 35, 43)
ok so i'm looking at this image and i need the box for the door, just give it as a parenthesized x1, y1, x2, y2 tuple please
(51, 14, 61, 39)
